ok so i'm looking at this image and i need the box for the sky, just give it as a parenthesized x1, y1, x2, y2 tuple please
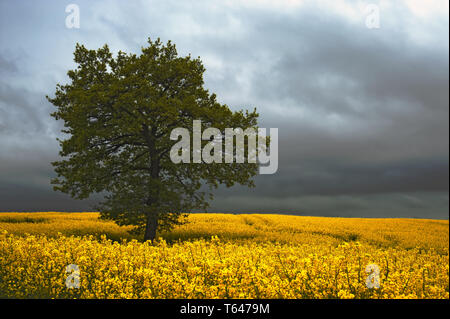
(0, 0, 448, 218)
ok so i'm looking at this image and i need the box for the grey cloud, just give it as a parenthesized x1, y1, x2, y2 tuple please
(0, 54, 19, 74)
(0, 1, 448, 218)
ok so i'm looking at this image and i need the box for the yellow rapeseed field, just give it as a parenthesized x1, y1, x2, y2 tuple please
(0, 212, 448, 299)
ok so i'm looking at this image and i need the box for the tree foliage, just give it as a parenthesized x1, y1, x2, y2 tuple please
(47, 38, 259, 241)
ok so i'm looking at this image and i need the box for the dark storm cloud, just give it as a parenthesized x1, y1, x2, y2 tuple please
(0, 0, 448, 217)
(251, 158, 449, 197)
(207, 191, 449, 219)
(0, 183, 101, 211)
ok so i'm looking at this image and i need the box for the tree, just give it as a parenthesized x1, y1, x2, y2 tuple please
(47, 38, 259, 241)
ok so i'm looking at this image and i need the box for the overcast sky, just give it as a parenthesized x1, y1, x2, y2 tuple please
(0, 0, 448, 218)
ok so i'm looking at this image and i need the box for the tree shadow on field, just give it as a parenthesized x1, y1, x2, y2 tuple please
(158, 231, 258, 244)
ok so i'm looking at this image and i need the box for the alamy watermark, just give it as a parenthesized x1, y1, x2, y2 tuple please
(65, 263, 80, 288)
(170, 120, 278, 175)
(365, 4, 380, 29)
(365, 263, 381, 289)
(65, 4, 80, 29)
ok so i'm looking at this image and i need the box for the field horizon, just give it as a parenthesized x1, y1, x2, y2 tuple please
(0, 211, 448, 244)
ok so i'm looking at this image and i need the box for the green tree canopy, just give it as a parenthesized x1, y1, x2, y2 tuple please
(47, 38, 259, 241)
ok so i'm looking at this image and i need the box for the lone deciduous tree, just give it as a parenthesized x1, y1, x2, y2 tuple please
(47, 38, 259, 241)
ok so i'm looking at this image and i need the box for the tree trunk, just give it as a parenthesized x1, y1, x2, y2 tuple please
(144, 213, 158, 242)
(142, 124, 160, 243)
